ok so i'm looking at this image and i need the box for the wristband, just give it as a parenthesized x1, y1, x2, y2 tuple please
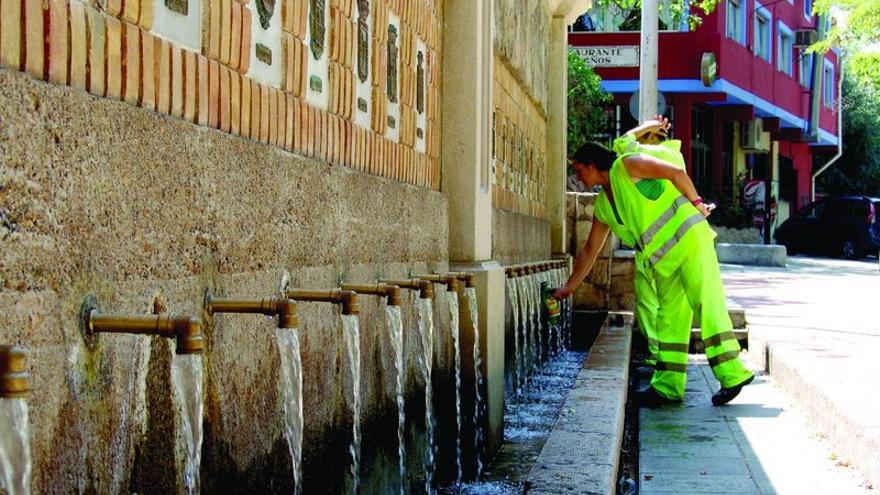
(691, 196, 704, 207)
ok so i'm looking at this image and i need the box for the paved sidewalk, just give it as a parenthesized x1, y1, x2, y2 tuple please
(721, 256, 880, 488)
(640, 358, 873, 494)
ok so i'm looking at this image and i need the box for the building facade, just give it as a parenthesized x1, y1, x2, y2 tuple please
(569, 0, 840, 236)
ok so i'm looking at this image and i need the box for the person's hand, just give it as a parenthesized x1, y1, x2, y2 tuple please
(634, 115, 670, 143)
(696, 202, 713, 218)
(554, 285, 573, 299)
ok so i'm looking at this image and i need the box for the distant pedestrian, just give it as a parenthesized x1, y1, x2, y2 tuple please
(555, 119, 754, 407)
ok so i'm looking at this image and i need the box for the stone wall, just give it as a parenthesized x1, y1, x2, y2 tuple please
(0, 69, 449, 493)
(0, 0, 442, 191)
(491, 208, 552, 265)
(566, 193, 615, 309)
(493, 0, 549, 111)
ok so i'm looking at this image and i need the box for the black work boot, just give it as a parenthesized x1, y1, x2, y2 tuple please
(634, 365, 655, 379)
(634, 386, 679, 408)
(711, 374, 755, 406)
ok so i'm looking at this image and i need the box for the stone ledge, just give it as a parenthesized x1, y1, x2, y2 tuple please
(716, 243, 787, 267)
(527, 312, 632, 494)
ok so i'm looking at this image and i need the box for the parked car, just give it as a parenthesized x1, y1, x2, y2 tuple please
(774, 196, 880, 259)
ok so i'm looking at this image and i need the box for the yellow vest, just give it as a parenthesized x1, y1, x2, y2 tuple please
(607, 144, 716, 277)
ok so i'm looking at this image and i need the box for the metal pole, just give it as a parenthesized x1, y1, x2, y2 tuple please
(812, 50, 844, 202)
(639, 0, 660, 121)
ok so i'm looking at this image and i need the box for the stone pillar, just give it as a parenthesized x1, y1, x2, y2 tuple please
(442, 0, 507, 456)
(441, 0, 493, 262)
(546, 16, 569, 257)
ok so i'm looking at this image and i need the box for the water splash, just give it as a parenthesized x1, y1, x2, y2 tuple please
(448, 294, 463, 484)
(342, 315, 362, 495)
(172, 354, 204, 495)
(0, 398, 31, 495)
(276, 328, 304, 495)
(416, 298, 436, 495)
(532, 273, 544, 368)
(465, 287, 484, 478)
(505, 278, 522, 395)
(516, 277, 531, 384)
(385, 305, 407, 495)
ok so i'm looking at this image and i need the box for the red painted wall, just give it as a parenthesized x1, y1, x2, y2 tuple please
(569, 0, 839, 138)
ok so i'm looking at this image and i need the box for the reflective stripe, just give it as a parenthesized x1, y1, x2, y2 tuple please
(703, 331, 738, 349)
(655, 361, 687, 373)
(649, 213, 707, 265)
(647, 337, 660, 348)
(641, 196, 690, 248)
(708, 350, 740, 368)
(658, 342, 690, 353)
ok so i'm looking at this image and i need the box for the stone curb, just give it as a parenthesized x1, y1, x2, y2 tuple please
(526, 315, 632, 494)
(746, 328, 880, 489)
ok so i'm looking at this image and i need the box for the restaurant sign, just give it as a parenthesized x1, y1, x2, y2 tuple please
(572, 46, 639, 67)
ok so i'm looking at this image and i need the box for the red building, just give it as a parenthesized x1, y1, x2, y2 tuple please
(569, 0, 840, 231)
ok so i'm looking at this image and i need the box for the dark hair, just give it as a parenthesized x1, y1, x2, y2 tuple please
(572, 142, 616, 171)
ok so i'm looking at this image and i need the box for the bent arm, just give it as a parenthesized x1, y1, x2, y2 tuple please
(622, 154, 699, 202)
(555, 219, 611, 298)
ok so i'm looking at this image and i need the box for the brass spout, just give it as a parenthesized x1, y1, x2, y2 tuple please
(285, 289, 360, 315)
(340, 283, 402, 306)
(414, 274, 459, 292)
(505, 266, 516, 278)
(0, 345, 29, 398)
(88, 312, 206, 354)
(382, 279, 434, 299)
(206, 296, 299, 329)
(449, 272, 476, 288)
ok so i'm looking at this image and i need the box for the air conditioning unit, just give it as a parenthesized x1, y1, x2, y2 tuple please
(794, 29, 817, 48)
(741, 119, 770, 153)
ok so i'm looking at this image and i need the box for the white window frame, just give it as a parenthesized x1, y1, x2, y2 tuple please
(798, 50, 813, 87)
(726, 0, 746, 45)
(803, 0, 812, 21)
(754, 2, 772, 62)
(823, 59, 835, 108)
(777, 21, 793, 76)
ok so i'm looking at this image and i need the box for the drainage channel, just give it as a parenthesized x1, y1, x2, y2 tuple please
(439, 316, 604, 495)
(616, 329, 649, 495)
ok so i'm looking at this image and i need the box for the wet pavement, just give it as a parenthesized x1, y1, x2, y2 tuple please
(639, 358, 873, 494)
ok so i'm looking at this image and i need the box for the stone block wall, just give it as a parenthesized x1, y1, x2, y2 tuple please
(491, 57, 548, 220)
(493, 0, 549, 110)
(0, 0, 452, 491)
(566, 192, 615, 309)
(0, 0, 441, 189)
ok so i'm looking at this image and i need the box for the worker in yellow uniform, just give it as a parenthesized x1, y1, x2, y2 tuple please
(596, 119, 692, 377)
(557, 119, 754, 407)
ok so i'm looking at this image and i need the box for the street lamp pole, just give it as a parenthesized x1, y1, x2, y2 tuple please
(639, 0, 660, 122)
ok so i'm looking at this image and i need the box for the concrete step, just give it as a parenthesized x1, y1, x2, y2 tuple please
(527, 312, 632, 494)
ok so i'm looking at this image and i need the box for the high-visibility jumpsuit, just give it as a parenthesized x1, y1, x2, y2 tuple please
(607, 152, 754, 401)
(594, 136, 694, 367)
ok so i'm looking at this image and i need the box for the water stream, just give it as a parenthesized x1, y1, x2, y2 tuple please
(385, 305, 407, 495)
(171, 354, 204, 495)
(464, 287, 484, 478)
(276, 327, 304, 495)
(342, 315, 363, 495)
(448, 294, 463, 484)
(505, 278, 522, 396)
(0, 398, 31, 495)
(416, 298, 436, 495)
(443, 350, 588, 495)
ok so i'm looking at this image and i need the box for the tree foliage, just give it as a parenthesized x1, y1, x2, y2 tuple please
(567, 49, 612, 159)
(813, 0, 880, 80)
(815, 67, 880, 196)
(580, 0, 722, 32)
